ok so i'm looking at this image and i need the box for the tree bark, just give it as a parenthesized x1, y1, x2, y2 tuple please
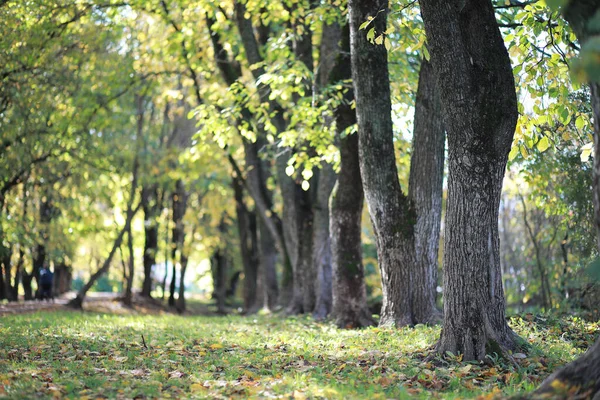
(408, 60, 445, 324)
(259, 218, 279, 310)
(123, 220, 135, 307)
(233, 176, 262, 313)
(176, 252, 188, 313)
(349, 0, 414, 327)
(141, 185, 160, 298)
(312, 164, 336, 320)
(419, 0, 519, 359)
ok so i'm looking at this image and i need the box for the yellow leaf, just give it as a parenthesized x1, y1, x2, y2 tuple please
(209, 343, 224, 350)
(384, 38, 392, 51)
(293, 390, 307, 400)
(190, 383, 207, 392)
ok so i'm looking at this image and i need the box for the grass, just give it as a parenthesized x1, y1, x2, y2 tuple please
(0, 303, 597, 399)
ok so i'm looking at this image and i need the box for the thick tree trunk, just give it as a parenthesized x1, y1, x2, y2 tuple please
(349, 0, 414, 327)
(141, 185, 159, 298)
(408, 60, 445, 324)
(330, 132, 376, 329)
(419, 0, 519, 359)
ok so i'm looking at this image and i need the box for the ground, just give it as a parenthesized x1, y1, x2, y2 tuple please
(0, 298, 597, 399)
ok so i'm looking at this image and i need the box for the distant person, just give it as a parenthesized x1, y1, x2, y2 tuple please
(39, 265, 54, 301)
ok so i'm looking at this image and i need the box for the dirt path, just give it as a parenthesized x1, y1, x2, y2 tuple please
(0, 292, 218, 316)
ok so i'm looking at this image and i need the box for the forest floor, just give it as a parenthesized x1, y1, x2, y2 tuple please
(0, 303, 597, 399)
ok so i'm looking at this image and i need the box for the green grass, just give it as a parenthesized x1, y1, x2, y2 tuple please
(0, 306, 597, 399)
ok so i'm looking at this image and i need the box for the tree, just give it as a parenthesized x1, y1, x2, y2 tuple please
(348, 0, 445, 327)
(419, 0, 521, 359)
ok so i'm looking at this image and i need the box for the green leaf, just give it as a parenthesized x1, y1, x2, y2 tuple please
(536, 136, 550, 152)
(423, 46, 430, 61)
(576, 116, 585, 130)
(359, 16, 374, 30)
(367, 28, 375, 42)
(508, 145, 519, 161)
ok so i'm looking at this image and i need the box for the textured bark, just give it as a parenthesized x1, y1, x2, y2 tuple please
(409, 60, 445, 324)
(349, 0, 414, 327)
(419, 0, 519, 359)
(141, 185, 160, 298)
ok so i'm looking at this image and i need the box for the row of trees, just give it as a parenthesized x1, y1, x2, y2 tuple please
(1, 0, 600, 393)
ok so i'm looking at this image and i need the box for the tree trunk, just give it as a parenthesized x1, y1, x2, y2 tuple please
(233, 176, 262, 313)
(259, 218, 278, 310)
(123, 222, 135, 307)
(30, 243, 45, 300)
(349, 0, 414, 327)
(312, 164, 336, 320)
(141, 185, 160, 298)
(176, 253, 188, 313)
(212, 250, 227, 314)
(408, 60, 445, 324)
(419, 0, 519, 360)
(169, 180, 186, 308)
(12, 247, 24, 301)
(0, 245, 11, 301)
(53, 261, 71, 296)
